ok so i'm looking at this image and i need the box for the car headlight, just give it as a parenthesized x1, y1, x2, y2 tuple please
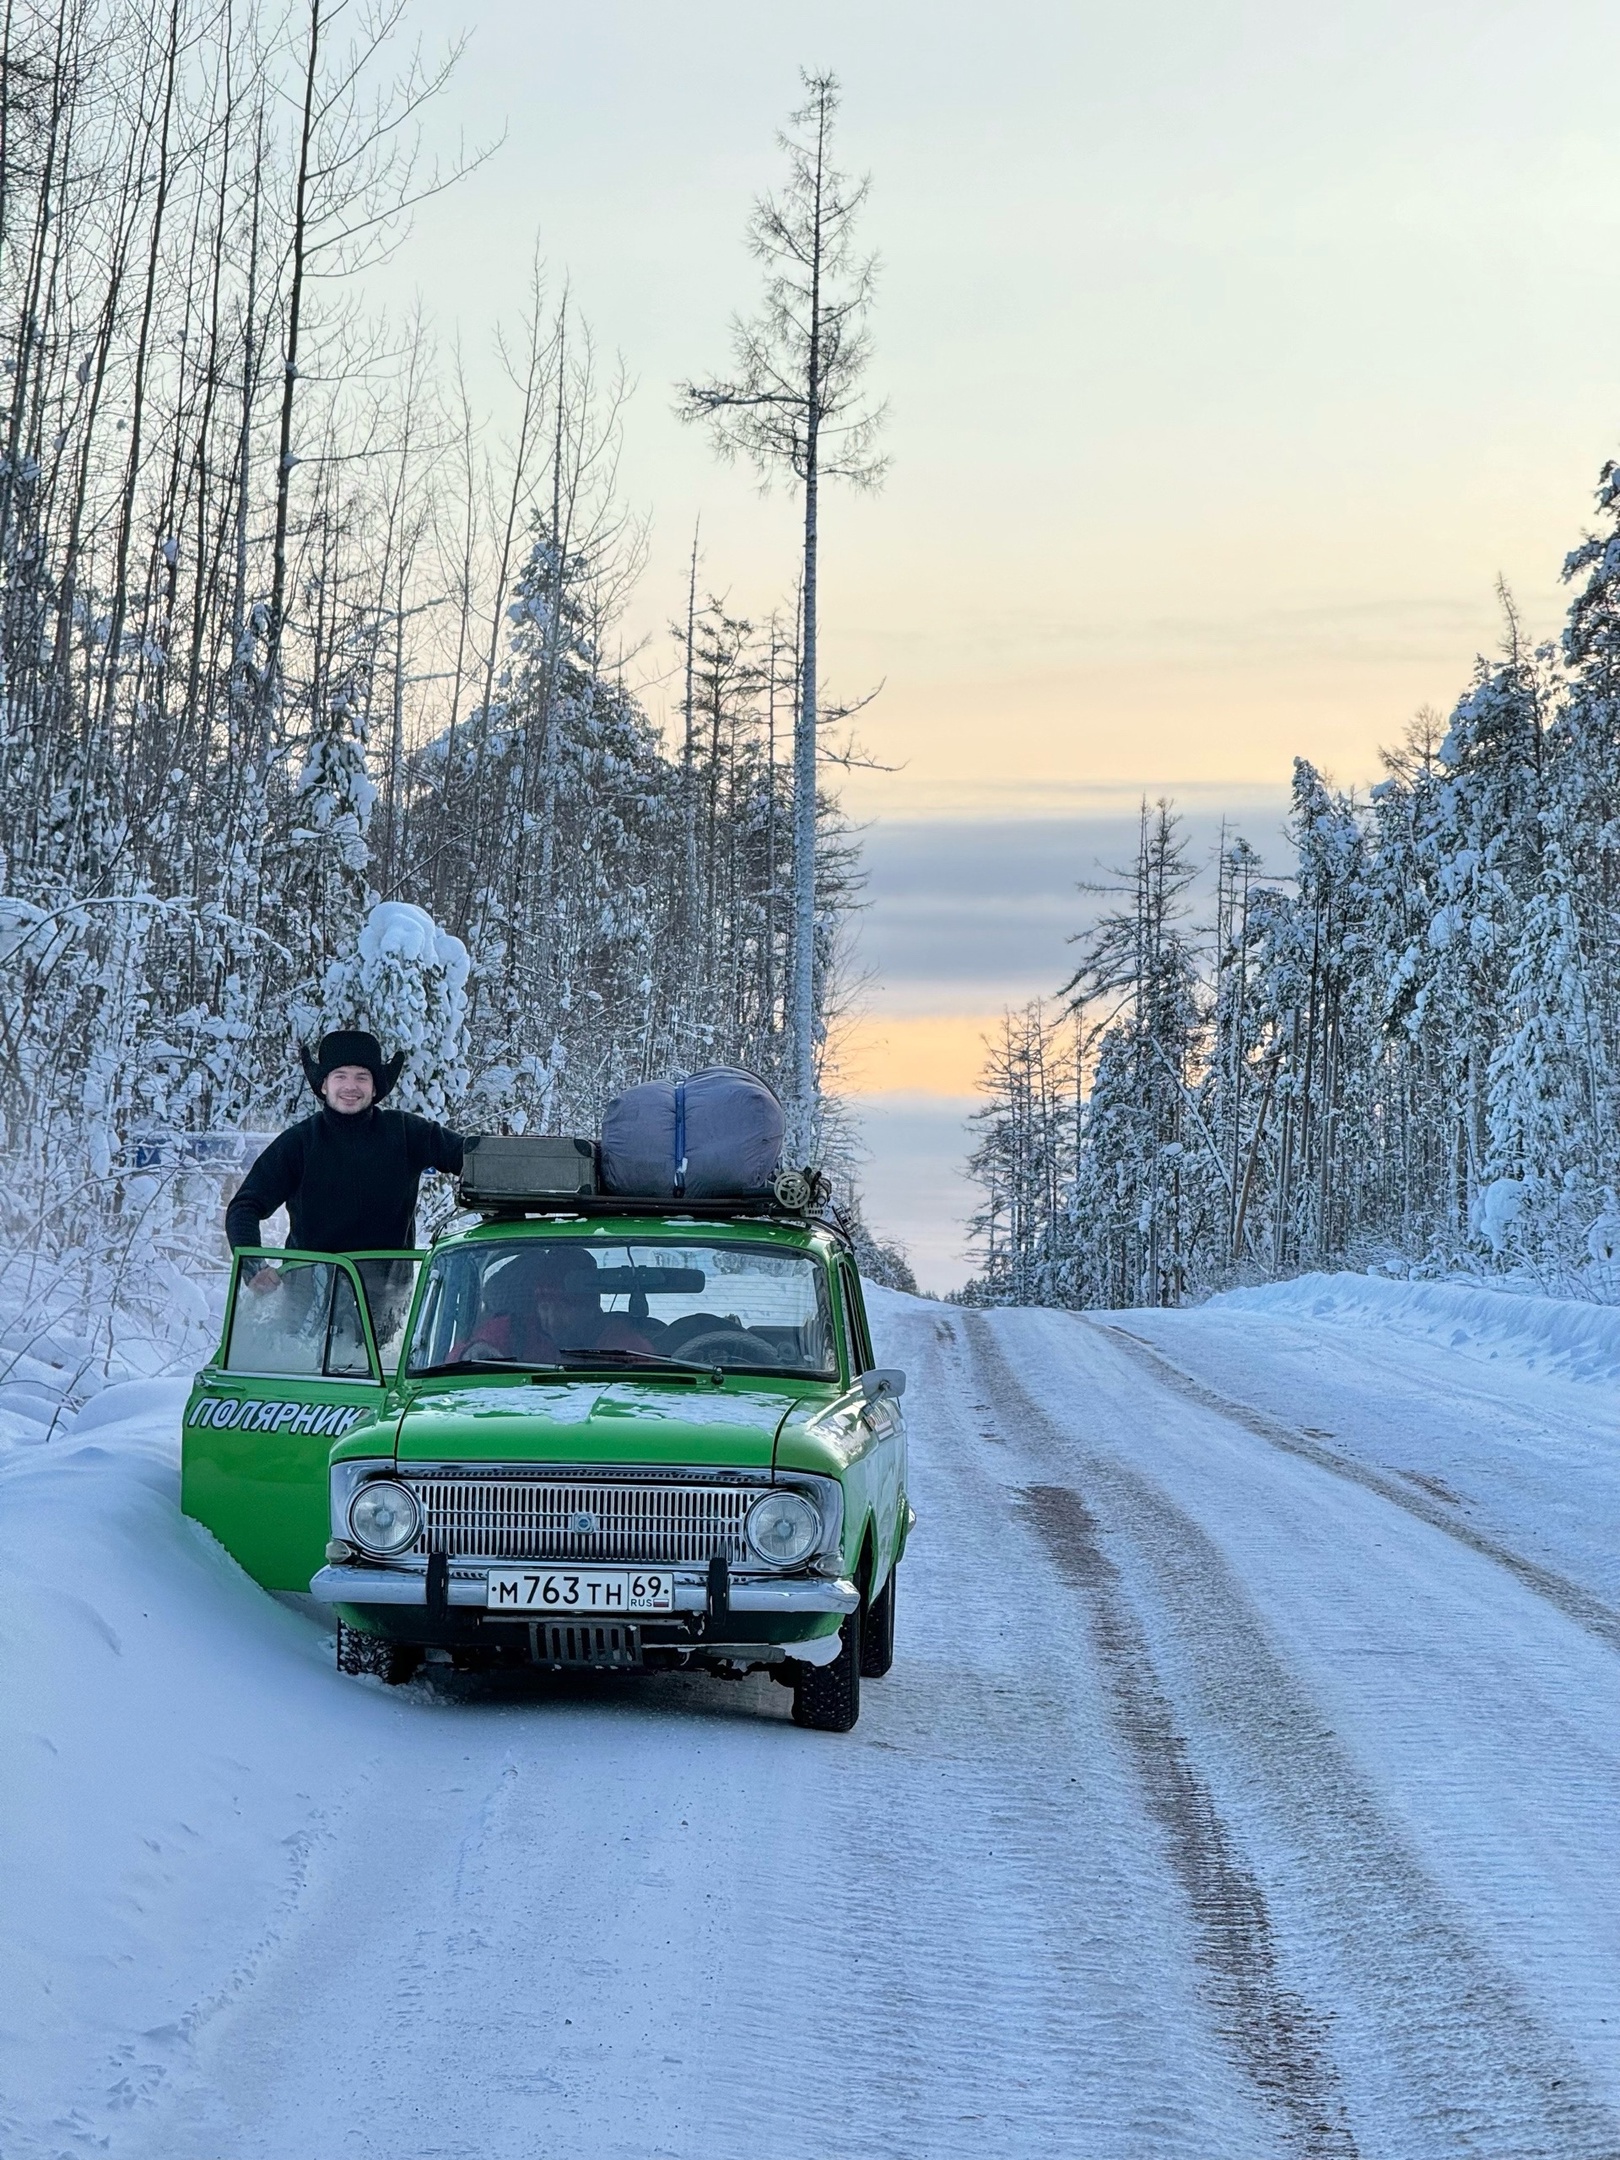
(745, 1488, 822, 1569)
(347, 1479, 420, 1557)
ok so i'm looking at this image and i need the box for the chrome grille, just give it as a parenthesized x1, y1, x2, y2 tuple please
(405, 1474, 760, 1564)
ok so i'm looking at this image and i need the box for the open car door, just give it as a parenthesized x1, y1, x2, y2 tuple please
(181, 1249, 424, 1592)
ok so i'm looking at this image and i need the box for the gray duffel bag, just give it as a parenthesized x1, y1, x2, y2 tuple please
(599, 1066, 784, 1199)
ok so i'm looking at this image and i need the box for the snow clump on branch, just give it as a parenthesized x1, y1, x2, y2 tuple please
(321, 902, 470, 1121)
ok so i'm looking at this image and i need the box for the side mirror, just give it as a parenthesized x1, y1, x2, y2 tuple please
(857, 1367, 906, 1403)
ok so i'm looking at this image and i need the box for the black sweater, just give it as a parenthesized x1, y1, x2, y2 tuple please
(225, 1107, 464, 1255)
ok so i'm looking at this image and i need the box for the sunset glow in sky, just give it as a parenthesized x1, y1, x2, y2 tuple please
(388, 0, 1620, 1284)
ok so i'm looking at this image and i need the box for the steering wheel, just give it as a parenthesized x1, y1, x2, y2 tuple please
(678, 1327, 779, 1367)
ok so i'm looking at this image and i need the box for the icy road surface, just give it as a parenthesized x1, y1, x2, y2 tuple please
(6, 1281, 1620, 2158)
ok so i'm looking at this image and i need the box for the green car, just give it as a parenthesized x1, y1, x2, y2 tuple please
(181, 1195, 909, 1731)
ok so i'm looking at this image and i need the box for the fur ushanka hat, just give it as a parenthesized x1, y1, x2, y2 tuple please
(300, 1029, 405, 1101)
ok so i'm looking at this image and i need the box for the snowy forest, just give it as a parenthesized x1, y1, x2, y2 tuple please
(966, 467, 1620, 1307)
(0, 2, 892, 1342)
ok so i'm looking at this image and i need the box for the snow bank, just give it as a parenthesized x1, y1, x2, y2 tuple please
(1212, 1271, 1620, 1387)
(0, 1370, 395, 2156)
(0, 1262, 221, 1433)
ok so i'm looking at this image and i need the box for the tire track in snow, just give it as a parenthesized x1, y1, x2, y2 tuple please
(798, 1305, 1282, 2160)
(1098, 1320, 1620, 1655)
(968, 1311, 1620, 2160)
(1019, 1477, 1357, 2160)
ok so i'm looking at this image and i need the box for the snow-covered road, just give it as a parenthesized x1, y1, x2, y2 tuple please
(8, 1283, 1620, 2158)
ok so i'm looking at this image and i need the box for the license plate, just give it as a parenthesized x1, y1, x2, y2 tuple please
(484, 1567, 675, 1614)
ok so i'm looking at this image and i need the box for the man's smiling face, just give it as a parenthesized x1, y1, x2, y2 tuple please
(322, 1064, 376, 1114)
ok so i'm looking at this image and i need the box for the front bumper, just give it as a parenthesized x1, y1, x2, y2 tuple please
(309, 1563, 861, 1615)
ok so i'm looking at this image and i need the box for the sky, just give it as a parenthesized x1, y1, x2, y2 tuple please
(372, 0, 1620, 1289)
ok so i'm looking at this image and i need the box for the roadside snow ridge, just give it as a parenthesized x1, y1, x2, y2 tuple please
(1213, 1272, 1620, 1388)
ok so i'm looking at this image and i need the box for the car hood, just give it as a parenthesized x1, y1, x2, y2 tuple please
(393, 1376, 803, 1470)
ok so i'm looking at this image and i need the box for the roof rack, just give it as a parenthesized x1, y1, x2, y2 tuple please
(456, 1186, 851, 1244)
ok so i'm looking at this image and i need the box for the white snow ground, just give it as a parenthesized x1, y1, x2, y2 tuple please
(5, 1276, 1620, 2158)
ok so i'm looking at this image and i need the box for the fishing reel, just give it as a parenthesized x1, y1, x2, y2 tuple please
(772, 1166, 831, 1213)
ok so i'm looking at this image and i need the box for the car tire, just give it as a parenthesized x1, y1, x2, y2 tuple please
(790, 1608, 861, 1732)
(336, 1618, 421, 1686)
(860, 1566, 896, 1678)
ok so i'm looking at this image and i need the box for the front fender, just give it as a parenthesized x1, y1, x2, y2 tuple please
(776, 1389, 889, 1578)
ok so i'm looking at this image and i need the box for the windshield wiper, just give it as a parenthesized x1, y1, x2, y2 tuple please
(407, 1357, 568, 1379)
(556, 1348, 720, 1374)
(707, 1363, 827, 1382)
(557, 1350, 824, 1383)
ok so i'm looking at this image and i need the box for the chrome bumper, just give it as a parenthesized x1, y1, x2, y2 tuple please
(725, 1576, 860, 1615)
(309, 1564, 860, 1615)
(312, 1565, 487, 1607)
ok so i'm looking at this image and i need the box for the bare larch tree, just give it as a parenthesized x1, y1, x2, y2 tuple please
(678, 66, 886, 1153)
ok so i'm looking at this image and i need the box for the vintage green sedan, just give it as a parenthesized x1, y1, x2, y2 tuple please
(181, 1199, 909, 1730)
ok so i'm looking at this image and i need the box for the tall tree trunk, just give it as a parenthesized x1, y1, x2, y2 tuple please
(263, 0, 321, 746)
(792, 443, 818, 1148)
(764, 621, 779, 1033)
(682, 525, 699, 944)
(789, 96, 828, 1152)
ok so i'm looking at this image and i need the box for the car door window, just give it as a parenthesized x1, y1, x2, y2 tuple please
(353, 1256, 423, 1376)
(324, 1271, 373, 1377)
(224, 1258, 378, 1380)
(839, 1265, 873, 1378)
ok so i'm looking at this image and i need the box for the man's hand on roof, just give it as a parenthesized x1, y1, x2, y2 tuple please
(247, 1265, 281, 1295)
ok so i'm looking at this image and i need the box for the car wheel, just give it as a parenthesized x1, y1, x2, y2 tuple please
(860, 1566, 896, 1678)
(790, 1608, 862, 1732)
(336, 1618, 421, 1686)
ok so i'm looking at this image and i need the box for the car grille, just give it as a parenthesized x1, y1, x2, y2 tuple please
(404, 1473, 762, 1564)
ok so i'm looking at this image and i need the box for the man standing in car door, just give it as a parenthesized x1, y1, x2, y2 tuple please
(225, 1030, 465, 1279)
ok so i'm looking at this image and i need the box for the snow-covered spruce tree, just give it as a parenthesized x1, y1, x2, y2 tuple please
(1214, 762, 1375, 1281)
(963, 1003, 1078, 1306)
(1480, 465, 1620, 1278)
(1061, 803, 1215, 1308)
(1482, 835, 1604, 1279)
(320, 902, 471, 1121)
(1203, 833, 1268, 1274)
(1377, 643, 1547, 1260)
(422, 513, 685, 1133)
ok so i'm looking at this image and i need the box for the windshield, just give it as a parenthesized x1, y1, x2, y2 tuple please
(405, 1237, 838, 1381)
